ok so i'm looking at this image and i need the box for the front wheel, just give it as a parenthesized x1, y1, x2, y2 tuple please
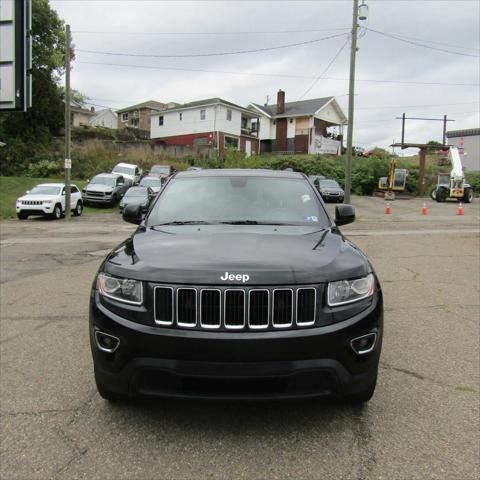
(51, 203, 63, 219)
(17, 212, 28, 220)
(463, 188, 474, 204)
(430, 188, 437, 200)
(73, 201, 83, 216)
(436, 188, 447, 202)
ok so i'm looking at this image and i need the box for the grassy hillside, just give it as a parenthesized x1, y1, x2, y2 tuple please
(0, 176, 116, 219)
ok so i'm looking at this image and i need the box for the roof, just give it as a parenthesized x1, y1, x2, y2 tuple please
(150, 98, 256, 117)
(176, 168, 304, 179)
(93, 173, 122, 178)
(250, 97, 334, 119)
(117, 100, 167, 114)
(37, 183, 65, 187)
(446, 128, 480, 138)
(113, 162, 138, 168)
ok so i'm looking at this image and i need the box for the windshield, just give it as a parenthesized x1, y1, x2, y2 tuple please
(140, 177, 161, 187)
(320, 180, 340, 188)
(29, 186, 61, 195)
(113, 166, 134, 175)
(150, 165, 170, 175)
(90, 176, 116, 187)
(147, 176, 329, 226)
(125, 187, 148, 198)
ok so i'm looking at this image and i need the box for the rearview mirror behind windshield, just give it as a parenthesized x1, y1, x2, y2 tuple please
(335, 204, 355, 226)
(123, 204, 143, 225)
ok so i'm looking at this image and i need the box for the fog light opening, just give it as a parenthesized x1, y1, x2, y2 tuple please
(95, 331, 120, 353)
(350, 332, 377, 355)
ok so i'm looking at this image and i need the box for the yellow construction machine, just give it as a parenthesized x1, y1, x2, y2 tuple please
(378, 160, 408, 200)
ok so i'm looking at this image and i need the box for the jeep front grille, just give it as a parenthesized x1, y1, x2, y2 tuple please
(22, 200, 43, 205)
(153, 285, 319, 331)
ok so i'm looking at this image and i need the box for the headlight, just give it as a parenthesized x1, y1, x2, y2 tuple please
(327, 273, 375, 306)
(97, 273, 143, 305)
(43, 200, 53, 204)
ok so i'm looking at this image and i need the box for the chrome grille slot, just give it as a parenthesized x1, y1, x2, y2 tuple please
(177, 288, 197, 327)
(296, 288, 316, 326)
(154, 287, 173, 325)
(224, 290, 245, 329)
(248, 290, 269, 329)
(273, 289, 293, 328)
(200, 289, 221, 329)
(86, 191, 104, 197)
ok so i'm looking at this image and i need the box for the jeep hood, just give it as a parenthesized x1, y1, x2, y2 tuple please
(104, 225, 369, 285)
(86, 184, 114, 193)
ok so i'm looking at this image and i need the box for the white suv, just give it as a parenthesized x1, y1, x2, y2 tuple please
(112, 163, 142, 184)
(16, 183, 83, 220)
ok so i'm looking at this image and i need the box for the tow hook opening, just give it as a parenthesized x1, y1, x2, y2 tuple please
(350, 332, 377, 355)
(95, 330, 120, 353)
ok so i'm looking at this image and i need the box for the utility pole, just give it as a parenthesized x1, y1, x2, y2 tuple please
(344, 0, 359, 204)
(64, 24, 72, 220)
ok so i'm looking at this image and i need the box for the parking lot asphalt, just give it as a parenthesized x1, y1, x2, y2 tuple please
(0, 196, 479, 480)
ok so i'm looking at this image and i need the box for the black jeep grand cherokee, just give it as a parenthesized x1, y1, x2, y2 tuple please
(90, 169, 383, 402)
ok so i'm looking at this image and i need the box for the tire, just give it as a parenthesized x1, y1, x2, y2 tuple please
(110, 194, 118, 207)
(52, 203, 63, 219)
(344, 372, 377, 404)
(72, 201, 83, 216)
(436, 188, 447, 203)
(430, 188, 437, 200)
(17, 212, 28, 220)
(463, 188, 474, 204)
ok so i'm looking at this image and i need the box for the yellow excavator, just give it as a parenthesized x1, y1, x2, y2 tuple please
(378, 160, 408, 200)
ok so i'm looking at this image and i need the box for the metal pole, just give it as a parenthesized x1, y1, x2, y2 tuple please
(64, 24, 71, 220)
(401, 113, 405, 145)
(344, 0, 359, 204)
(442, 114, 447, 145)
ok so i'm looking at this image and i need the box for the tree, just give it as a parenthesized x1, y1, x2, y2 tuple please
(0, 0, 69, 142)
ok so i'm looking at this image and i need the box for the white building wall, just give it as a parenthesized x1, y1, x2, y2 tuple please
(90, 110, 117, 129)
(257, 116, 272, 140)
(287, 117, 296, 138)
(448, 134, 480, 172)
(315, 102, 344, 124)
(150, 104, 246, 139)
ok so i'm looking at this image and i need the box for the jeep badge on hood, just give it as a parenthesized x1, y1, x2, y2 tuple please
(220, 272, 250, 283)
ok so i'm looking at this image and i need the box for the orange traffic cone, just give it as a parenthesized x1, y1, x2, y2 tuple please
(458, 203, 464, 216)
(421, 202, 427, 215)
(385, 203, 391, 215)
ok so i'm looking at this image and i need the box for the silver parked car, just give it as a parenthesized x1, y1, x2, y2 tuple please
(83, 173, 131, 206)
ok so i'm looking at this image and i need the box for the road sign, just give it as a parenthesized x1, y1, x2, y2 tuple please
(0, 0, 32, 112)
(64, 158, 71, 169)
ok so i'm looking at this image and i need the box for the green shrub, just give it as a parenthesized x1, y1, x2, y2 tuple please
(465, 172, 480, 194)
(26, 159, 63, 178)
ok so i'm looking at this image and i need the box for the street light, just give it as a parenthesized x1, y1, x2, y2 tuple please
(344, 0, 368, 204)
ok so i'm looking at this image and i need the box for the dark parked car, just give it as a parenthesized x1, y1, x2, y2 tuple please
(139, 176, 162, 194)
(316, 178, 345, 203)
(91, 169, 383, 403)
(308, 175, 326, 191)
(118, 186, 155, 213)
(83, 174, 130, 206)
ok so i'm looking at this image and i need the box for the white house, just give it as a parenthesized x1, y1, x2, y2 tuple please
(248, 90, 347, 154)
(89, 108, 118, 129)
(150, 98, 259, 155)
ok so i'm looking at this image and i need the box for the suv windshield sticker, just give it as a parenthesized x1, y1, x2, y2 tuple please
(304, 215, 318, 222)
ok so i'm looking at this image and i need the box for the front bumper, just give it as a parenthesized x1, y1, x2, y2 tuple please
(90, 291, 383, 400)
(16, 205, 53, 215)
(83, 195, 114, 204)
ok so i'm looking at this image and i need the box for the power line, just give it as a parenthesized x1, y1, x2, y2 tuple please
(76, 32, 347, 58)
(350, 102, 478, 110)
(367, 28, 480, 58)
(72, 27, 351, 36)
(76, 60, 478, 86)
(298, 36, 350, 100)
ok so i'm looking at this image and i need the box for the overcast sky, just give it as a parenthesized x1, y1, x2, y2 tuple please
(51, 0, 479, 154)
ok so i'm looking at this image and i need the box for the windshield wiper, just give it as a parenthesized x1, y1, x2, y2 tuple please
(151, 220, 213, 227)
(220, 220, 296, 226)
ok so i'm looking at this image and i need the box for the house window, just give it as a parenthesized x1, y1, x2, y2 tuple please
(131, 118, 139, 127)
(200, 109, 206, 120)
(224, 136, 239, 150)
(179, 113, 183, 121)
(121, 112, 128, 122)
(226, 109, 232, 121)
(158, 116, 164, 126)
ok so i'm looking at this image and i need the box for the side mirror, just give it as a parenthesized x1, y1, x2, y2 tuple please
(26, 190, 30, 194)
(335, 204, 355, 226)
(123, 204, 143, 225)
(86, 179, 90, 184)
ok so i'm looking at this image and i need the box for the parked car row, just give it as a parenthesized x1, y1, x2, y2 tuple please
(15, 162, 174, 220)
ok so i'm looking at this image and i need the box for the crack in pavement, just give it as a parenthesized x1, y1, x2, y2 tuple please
(380, 362, 479, 393)
(0, 407, 79, 417)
